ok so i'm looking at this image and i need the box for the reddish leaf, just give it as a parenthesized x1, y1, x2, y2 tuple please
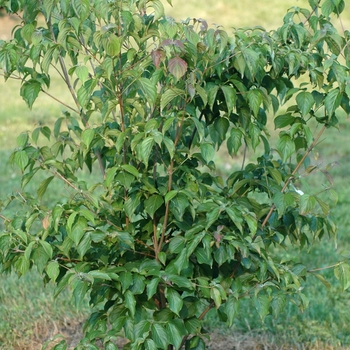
(168, 57, 188, 80)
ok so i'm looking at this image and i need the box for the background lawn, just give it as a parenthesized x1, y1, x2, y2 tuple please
(1, 1, 350, 349)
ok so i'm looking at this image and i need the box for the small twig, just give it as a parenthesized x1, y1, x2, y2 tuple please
(0, 214, 10, 222)
(241, 142, 247, 171)
(308, 261, 344, 273)
(42, 90, 79, 114)
(303, 0, 321, 25)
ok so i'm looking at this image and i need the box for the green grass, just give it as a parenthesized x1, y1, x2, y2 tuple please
(1, 1, 350, 349)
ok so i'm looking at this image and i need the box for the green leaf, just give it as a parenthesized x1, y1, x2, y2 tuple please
(140, 137, 155, 167)
(225, 296, 238, 326)
(72, 280, 89, 309)
(214, 117, 229, 141)
(149, 0, 164, 21)
(166, 321, 186, 350)
(254, 295, 270, 321)
(145, 195, 164, 217)
(147, 278, 160, 299)
(200, 143, 215, 163)
(205, 206, 220, 230)
(221, 85, 236, 113)
(79, 209, 95, 224)
(39, 240, 53, 259)
(138, 78, 157, 109)
(296, 91, 314, 117)
(184, 318, 201, 334)
(75, 65, 89, 83)
(37, 176, 54, 200)
(206, 83, 219, 110)
(271, 295, 286, 318)
(277, 134, 295, 162)
(161, 88, 184, 110)
(227, 128, 242, 156)
(169, 235, 186, 253)
(168, 56, 188, 80)
(77, 232, 92, 259)
(300, 194, 317, 214)
(20, 79, 41, 109)
(168, 275, 193, 289)
(244, 212, 257, 236)
(163, 137, 175, 159)
(247, 89, 262, 117)
(121, 164, 139, 178)
(210, 287, 222, 309)
(321, 0, 334, 17)
(41, 45, 58, 74)
(166, 288, 183, 316)
(82, 129, 95, 148)
(325, 88, 342, 116)
(72, 0, 90, 20)
(334, 264, 350, 290)
(274, 113, 295, 129)
(311, 273, 331, 289)
(70, 217, 87, 246)
(104, 33, 121, 56)
(17, 133, 29, 147)
(14, 150, 29, 171)
(46, 261, 60, 282)
(124, 290, 136, 317)
(43, 0, 55, 20)
(151, 324, 168, 349)
(145, 339, 158, 350)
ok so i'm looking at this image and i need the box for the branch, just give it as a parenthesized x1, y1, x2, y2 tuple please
(303, 0, 321, 25)
(308, 261, 345, 273)
(157, 103, 187, 258)
(0, 214, 10, 222)
(42, 90, 79, 114)
(260, 124, 327, 229)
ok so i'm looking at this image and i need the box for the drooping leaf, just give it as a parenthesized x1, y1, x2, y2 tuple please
(166, 288, 183, 316)
(200, 143, 215, 163)
(325, 88, 342, 116)
(221, 85, 236, 113)
(37, 176, 54, 200)
(20, 80, 41, 109)
(138, 78, 157, 109)
(277, 134, 295, 162)
(149, 0, 164, 21)
(82, 129, 95, 148)
(168, 56, 188, 80)
(152, 324, 168, 349)
(145, 195, 164, 217)
(296, 91, 314, 117)
(161, 87, 184, 110)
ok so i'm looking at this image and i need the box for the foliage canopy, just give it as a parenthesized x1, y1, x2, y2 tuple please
(0, 0, 350, 349)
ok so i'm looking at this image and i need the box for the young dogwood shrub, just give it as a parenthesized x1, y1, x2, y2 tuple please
(0, 0, 350, 349)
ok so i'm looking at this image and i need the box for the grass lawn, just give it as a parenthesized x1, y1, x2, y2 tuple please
(1, 1, 350, 349)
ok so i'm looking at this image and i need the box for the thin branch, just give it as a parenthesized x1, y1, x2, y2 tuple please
(157, 103, 187, 258)
(308, 261, 344, 273)
(303, 0, 321, 25)
(47, 17, 88, 126)
(0, 214, 10, 222)
(42, 90, 79, 114)
(260, 124, 327, 229)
